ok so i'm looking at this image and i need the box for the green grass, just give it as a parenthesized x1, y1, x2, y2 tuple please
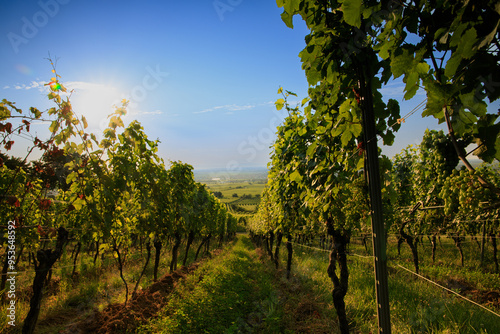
(0, 237, 219, 333)
(286, 237, 500, 333)
(138, 236, 284, 334)
(5, 232, 498, 333)
(384, 235, 500, 291)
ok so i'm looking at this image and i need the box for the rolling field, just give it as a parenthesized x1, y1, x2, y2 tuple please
(205, 181, 265, 216)
(207, 181, 264, 201)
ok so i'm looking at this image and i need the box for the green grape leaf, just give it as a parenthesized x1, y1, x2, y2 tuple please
(281, 12, 294, 28)
(49, 120, 60, 133)
(0, 105, 11, 120)
(341, 129, 352, 146)
(289, 169, 302, 183)
(275, 98, 285, 110)
(403, 71, 420, 100)
(459, 91, 487, 118)
(459, 27, 477, 59)
(283, 0, 300, 14)
(356, 157, 364, 170)
(82, 116, 88, 129)
(30, 107, 42, 119)
(444, 53, 462, 78)
(391, 48, 413, 78)
(341, 0, 363, 28)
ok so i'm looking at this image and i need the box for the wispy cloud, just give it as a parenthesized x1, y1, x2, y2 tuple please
(379, 82, 405, 97)
(195, 105, 224, 114)
(194, 104, 255, 114)
(143, 110, 164, 115)
(130, 109, 164, 116)
(379, 82, 425, 98)
(11, 80, 46, 91)
(227, 104, 254, 111)
(5, 80, 96, 92)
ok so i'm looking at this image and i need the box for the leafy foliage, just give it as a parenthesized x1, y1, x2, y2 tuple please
(0, 63, 236, 332)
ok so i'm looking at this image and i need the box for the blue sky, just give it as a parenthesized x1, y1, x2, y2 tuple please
(0, 0, 463, 171)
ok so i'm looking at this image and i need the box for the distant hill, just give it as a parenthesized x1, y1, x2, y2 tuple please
(457, 159, 499, 170)
(194, 167, 268, 183)
(193, 160, 498, 184)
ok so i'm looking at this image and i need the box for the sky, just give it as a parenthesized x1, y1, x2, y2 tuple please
(0, 0, 476, 172)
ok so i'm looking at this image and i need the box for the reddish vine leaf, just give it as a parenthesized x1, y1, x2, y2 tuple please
(22, 119, 31, 132)
(4, 122, 12, 133)
(37, 225, 47, 237)
(12, 217, 22, 228)
(4, 140, 14, 151)
(39, 199, 52, 210)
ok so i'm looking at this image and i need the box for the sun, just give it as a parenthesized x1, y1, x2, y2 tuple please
(68, 81, 125, 133)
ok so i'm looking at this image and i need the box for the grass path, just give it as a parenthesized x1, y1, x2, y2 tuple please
(137, 235, 287, 333)
(13, 233, 499, 333)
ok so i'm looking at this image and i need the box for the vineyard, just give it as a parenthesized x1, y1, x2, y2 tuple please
(247, 0, 500, 333)
(0, 60, 240, 333)
(1, 0, 500, 333)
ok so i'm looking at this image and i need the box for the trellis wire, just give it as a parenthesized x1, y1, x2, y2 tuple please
(283, 239, 500, 319)
(394, 263, 500, 319)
